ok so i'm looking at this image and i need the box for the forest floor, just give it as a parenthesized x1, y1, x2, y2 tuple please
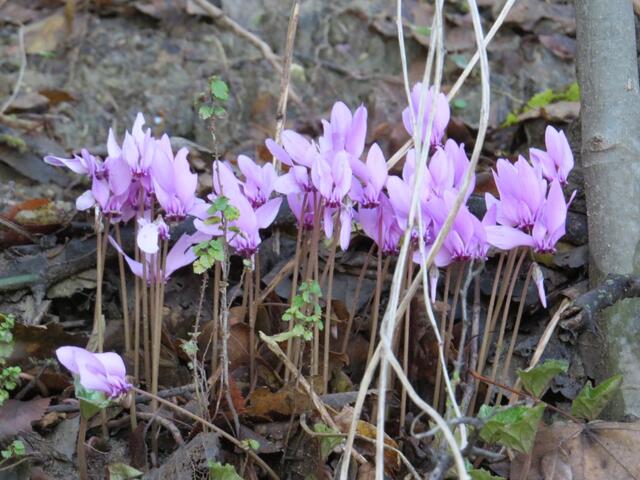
(0, 1, 620, 479)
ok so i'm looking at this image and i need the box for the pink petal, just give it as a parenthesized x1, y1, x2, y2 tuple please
(255, 197, 282, 229)
(76, 190, 95, 211)
(265, 139, 293, 166)
(485, 226, 534, 250)
(346, 105, 367, 157)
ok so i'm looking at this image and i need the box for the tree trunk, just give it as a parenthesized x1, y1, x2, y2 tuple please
(575, 0, 640, 417)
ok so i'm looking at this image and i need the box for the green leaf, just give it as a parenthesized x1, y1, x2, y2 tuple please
(313, 423, 343, 460)
(210, 78, 229, 101)
(207, 461, 242, 480)
(469, 468, 504, 480)
(213, 106, 226, 117)
(211, 196, 230, 212)
(453, 99, 467, 110)
(242, 438, 260, 451)
(107, 463, 143, 480)
(198, 104, 214, 120)
(480, 404, 545, 454)
(517, 359, 568, 398)
(412, 25, 431, 36)
(571, 374, 623, 421)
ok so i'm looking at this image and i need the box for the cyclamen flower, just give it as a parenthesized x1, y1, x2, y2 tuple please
(45, 149, 132, 215)
(318, 102, 367, 159)
(485, 157, 547, 231)
(350, 143, 388, 208)
(267, 130, 315, 169)
(529, 126, 574, 186)
(486, 180, 571, 254)
(386, 172, 433, 245)
(358, 193, 403, 255)
(196, 161, 282, 258)
(287, 192, 318, 230)
(237, 155, 278, 208)
(56, 346, 131, 399)
(402, 83, 450, 146)
(311, 150, 352, 208)
(151, 135, 199, 221)
(426, 191, 489, 267)
(108, 112, 155, 188)
(323, 202, 354, 251)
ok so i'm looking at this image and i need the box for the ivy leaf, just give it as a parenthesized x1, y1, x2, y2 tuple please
(211, 196, 230, 213)
(207, 461, 242, 480)
(517, 359, 569, 398)
(210, 78, 229, 101)
(469, 468, 504, 480)
(198, 104, 214, 120)
(314, 423, 343, 461)
(480, 404, 545, 454)
(571, 374, 623, 421)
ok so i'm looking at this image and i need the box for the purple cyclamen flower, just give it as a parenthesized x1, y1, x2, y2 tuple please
(402, 83, 450, 146)
(323, 202, 354, 251)
(386, 170, 433, 245)
(287, 192, 317, 230)
(485, 156, 547, 231)
(195, 193, 282, 258)
(350, 143, 388, 208)
(266, 130, 315, 168)
(318, 102, 368, 159)
(151, 135, 199, 221)
(485, 179, 571, 254)
(358, 193, 403, 255)
(109, 232, 200, 282)
(56, 346, 131, 399)
(46, 149, 132, 215)
(237, 155, 278, 208)
(529, 126, 574, 186)
(108, 112, 155, 190)
(311, 150, 352, 208)
(425, 190, 489, 267)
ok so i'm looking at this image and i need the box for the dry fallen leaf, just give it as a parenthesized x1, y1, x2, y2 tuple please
(0, 397, 51, 440)
(511, 421, 640, 480)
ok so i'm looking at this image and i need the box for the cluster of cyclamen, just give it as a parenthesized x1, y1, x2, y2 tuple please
(45, 114, 206, 280)
(44, 84, 574, 305)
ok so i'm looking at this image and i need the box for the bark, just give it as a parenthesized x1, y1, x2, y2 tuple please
(575, 0, 640, 417)
(576, 0, 640, 283)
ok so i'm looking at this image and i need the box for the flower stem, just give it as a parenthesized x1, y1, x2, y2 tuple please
(114, 224, 131, 353)
(77, 415, 88, 480)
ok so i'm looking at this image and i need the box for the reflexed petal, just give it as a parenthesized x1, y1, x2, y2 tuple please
(485, 226, 534, 250)
(366, 143, 388, 193)
(255, 197, 282, 229)
(265, 139, 293, 166)
(107, 128, 121, 157)
(532, 263, 547, 308)
(94, 352, 127, 378)
(107, 157, 132, 196)
(76, 190, 95, 211)
(56, 346, 85, 375)
(274, 171, 302, 195)
(282, 130, 312, 166)
(165, 233, 198, 279)
(330, 101, 352, 150)
(44, 155, 90, 175)
(137, 220, 160, 254)
(339, 208, 352, 251)
(346, 105, 367, 157)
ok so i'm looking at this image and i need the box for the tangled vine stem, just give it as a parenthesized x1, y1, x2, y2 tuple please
(339, 0, 496, 476)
